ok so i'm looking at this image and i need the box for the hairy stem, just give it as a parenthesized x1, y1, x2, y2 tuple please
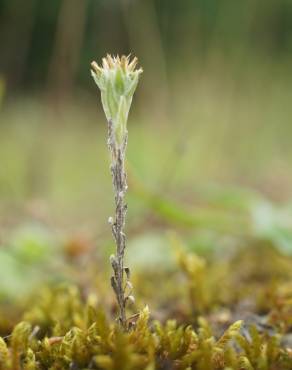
(108, 119, 129, 329)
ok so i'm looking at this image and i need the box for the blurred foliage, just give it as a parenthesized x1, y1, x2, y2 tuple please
(1, 0, 292, 96)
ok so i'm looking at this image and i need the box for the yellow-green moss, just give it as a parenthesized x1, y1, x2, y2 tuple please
(0, 243, 291, 369)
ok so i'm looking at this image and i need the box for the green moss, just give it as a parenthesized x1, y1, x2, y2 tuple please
(0, 243, 291, 369)
(0, 291, 290, 369)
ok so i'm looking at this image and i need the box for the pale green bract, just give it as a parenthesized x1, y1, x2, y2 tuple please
(91, 55, 143, 145)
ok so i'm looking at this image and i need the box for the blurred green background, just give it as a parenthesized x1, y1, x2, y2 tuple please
(0, 0, 292, 270)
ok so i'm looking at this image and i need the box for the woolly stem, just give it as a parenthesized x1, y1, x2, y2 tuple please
(108, 119, 129, 329)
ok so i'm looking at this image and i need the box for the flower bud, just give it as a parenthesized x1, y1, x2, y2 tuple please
(91, 55, 143, 145)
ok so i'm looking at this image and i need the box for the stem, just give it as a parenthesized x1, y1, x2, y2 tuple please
(107, 119, 129, 329)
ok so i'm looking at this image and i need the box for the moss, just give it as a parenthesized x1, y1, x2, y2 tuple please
(0, 293, 290, 369)
(0, 243, 291, 369)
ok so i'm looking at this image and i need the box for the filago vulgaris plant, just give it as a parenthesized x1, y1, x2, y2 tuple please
(91, 55, 143, 329)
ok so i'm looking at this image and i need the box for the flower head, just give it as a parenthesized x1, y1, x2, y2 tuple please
(91, 55, 143, 145)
